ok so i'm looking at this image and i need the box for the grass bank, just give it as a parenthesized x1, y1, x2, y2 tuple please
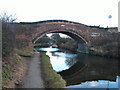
(2, 49, 33, 88)
(16, 49, 34, 57)
(2, 54, 26, 88)
(89, 42, 119, 58)
(40, 52, 66, 88)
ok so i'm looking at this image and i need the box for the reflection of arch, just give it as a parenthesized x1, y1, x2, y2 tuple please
(59, 54, 119, 86)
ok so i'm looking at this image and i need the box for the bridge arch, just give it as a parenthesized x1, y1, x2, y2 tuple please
(33, 30, 87, 43)
(32, 29, 88, 53)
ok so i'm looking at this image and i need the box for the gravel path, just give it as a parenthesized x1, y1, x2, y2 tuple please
(22, 52, 44, 88)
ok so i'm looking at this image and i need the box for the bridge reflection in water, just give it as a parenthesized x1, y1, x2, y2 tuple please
(58, 53, 119, 88)
(37, 47, 119, 89)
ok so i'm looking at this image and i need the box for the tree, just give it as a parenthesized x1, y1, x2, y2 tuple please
(51, 33, 61, 44)
(0, 12, 17, 23)
(1, 13, 16, 58)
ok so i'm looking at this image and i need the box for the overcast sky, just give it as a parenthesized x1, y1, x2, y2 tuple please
(0, 0, 119, 27)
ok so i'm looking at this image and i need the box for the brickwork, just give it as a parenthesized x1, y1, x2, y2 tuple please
(13, 20, 118, 48)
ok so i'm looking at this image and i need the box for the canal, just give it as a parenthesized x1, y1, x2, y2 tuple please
(36, 47, 120, 89)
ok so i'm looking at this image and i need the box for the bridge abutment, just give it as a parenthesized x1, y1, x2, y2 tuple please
(77, 43, 89, 53)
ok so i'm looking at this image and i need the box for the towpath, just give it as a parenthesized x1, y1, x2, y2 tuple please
(22, 52, 44, 88)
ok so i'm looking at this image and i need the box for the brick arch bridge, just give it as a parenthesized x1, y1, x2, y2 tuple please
(14, 20, 117, 53)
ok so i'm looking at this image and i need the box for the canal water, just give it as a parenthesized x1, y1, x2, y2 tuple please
(36, 47, 120, 89)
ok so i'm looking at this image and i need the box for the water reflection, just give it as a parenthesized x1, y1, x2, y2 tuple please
(54, 52, 77, 58)
(59, 54, 119, 89)
(39, 47, 59, 52)
(36, 47, 119, 89)
(68, 76, 119, 88)
(53, 52, 77, 68)
(46, 51, 70, 72)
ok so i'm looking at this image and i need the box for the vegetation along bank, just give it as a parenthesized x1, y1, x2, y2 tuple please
(40, 52, 66, 88)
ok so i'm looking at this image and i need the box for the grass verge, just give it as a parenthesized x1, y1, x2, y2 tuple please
(40, 52, 66, 88)
(16, 49, 34, 57)
(2, 54, 28, 88)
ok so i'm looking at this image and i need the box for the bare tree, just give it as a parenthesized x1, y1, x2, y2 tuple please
(0, 12, 17, 23)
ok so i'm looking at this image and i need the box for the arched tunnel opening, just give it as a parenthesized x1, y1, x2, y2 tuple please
(33, 31, 88, 53)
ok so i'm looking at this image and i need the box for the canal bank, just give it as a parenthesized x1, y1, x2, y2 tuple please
(89, 46, 120, 59)
(40, 52, 66, 88)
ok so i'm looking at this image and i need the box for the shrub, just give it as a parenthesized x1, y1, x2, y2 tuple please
(2, 22, 15, 58)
